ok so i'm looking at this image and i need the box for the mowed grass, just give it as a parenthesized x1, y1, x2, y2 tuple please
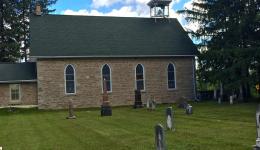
(0, 101, 257, 150)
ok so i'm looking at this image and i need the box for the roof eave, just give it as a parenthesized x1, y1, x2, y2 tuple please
(30, 55, 196, 59)
(0, 80, 37, 84)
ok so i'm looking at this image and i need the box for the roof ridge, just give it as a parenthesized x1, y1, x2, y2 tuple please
(32, 14, 179, 20)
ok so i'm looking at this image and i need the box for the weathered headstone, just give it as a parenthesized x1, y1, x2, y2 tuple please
(177, 97, 188, 109)
(186, 104, 193, 115)
(253, 105, 260, 150)
(151, 98, 156, 111)
(218, 97, 221, 104)
(133, 89, 143, 108)
(66, 99, 76, 119)
(229, 95, 233, 105)
(155, 124, 167, 150)
(101, 79, 112, 116)
(166, 107, 174, 131)
(146, 99, 150, 109)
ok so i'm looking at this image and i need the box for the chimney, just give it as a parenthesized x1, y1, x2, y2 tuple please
(35, 3, 42, 16)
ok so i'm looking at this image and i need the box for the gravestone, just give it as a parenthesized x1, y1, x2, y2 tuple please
(155, 124, 167, 150)
(253, 105, 260, 150)
(186, 104, 193, 115)
(146, 99, 150, 109)
(229, 95, 233, 104)
(166, 107, 174, 131)
(177, 97, 188, 109)
(101, 79, 112, 116)
(218, 97, 221, 104)
(147, 97, 156, 111)
(151, 98, 156, 111)
(133, 89, 143, 108)
(66, 99, 76, 119)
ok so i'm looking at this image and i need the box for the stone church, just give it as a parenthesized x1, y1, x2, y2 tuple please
(0, 1, 197, 109)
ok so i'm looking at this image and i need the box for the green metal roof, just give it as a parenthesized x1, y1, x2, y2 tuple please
(30, 15, 197, 58)
(0, 62, 37, 83)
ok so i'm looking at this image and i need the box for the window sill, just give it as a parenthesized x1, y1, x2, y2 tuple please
(9, 100, 22, 105)
(102, 91, 112, 94)
(65, 93, 77, 96)
(168, 88, 177, 91)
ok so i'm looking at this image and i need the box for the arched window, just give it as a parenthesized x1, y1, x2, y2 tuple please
(167, 63, 176, 89)
(102, 64, 112, 92)
(136, 64, 145, 91)
(65, 65, 76, 94)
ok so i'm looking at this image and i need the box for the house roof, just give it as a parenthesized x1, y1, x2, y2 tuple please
(0, 62, 37, 83)
(30, 15, 197, 58)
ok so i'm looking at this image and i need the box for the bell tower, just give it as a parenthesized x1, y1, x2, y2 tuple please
(147, 0, 172, 18)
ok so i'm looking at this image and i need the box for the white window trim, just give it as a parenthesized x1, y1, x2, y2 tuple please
(135, 64, 146, 92)
(9, 84, 21, 102)
(64, 64, 77, 95)
(101, 64, 112, 93)
(167, 63, 177, 90)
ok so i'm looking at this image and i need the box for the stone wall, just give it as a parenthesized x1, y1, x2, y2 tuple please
(37, 57, 195, 109)
(0, 82, 37, 107)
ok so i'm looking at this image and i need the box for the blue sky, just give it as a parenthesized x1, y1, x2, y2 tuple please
(52, 0, 189, 15)
(49, 0, 198, 32)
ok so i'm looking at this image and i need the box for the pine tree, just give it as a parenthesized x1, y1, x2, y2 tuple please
(0, 0, 21, 62)
(178, 0, 260, 101)
(17, 0, 57, 62)
(0, 0, 57, 62)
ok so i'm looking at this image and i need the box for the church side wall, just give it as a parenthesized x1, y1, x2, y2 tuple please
(37, 57, 195, 109)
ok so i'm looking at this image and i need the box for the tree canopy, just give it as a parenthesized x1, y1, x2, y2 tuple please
(178, 0, 260, 101)
(0, 0, 57, 62)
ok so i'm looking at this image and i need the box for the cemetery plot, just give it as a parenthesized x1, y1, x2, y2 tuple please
(0, 101, 256, 150)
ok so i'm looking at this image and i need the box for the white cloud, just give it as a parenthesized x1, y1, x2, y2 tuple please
(91, 0, 120, 8)
(63, 6, 146, 17)
(63, 0, 184, 18)
(184, 0, 193, 10)
(180, 0, 200, 32)
(62, 0, 187, 30)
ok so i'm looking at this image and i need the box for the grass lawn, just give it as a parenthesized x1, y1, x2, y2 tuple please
(0, 101, 257, 150)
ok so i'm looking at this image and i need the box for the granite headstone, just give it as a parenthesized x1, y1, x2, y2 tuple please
(66, 99, 76, 119)
(166, 107, 174, 131)
(253, 105, 260, 150)
(186, 104, 193, 115)
(155, 124, 167, 150)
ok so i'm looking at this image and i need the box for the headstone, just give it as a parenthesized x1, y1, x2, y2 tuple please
(177, 96, 188, 109)
(214, 89, 217, 100)
(66, 99, 76, 119)
(151, 98, 156, 111)
(186, 104, 193, 115)
(166, 107, 174, 131)
(146, 99, 150, 109)
(101, 79, 112, 116)
(178, 101, 188, 109)
(155, 124, 167, 150)
(218, 97, 221, 104)
(253, 105, 260, 150)
(133, 89, 143, 108)
(229, 95, 233, 105)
